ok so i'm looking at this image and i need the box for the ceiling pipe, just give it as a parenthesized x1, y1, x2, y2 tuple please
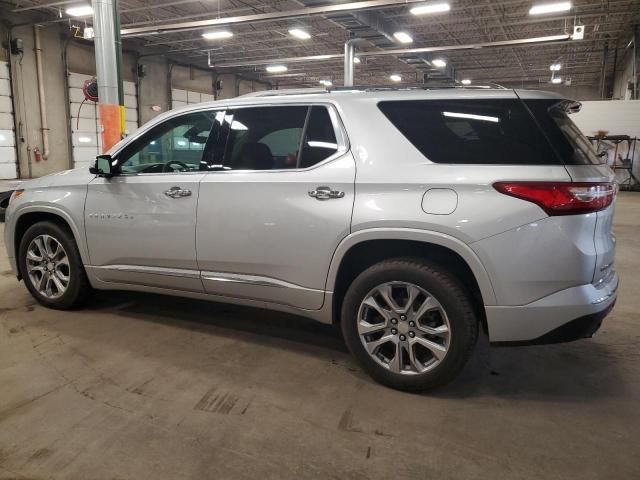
(120, 0, 427, 37)
(210, 34, 573, 69)
(13, 0, 76, 12)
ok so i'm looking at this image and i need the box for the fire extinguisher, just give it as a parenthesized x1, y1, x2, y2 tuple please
(34, 147, 42, 162)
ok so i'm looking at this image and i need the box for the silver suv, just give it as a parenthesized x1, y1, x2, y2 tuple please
(3, 87, 618, 391)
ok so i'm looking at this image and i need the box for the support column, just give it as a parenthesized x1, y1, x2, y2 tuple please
(92, 0, 124, 152)
(600, 40, 609, 99)
(344, 40, 356, 87)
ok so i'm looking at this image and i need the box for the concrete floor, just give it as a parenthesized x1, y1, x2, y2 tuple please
(1, 194, 639, 480)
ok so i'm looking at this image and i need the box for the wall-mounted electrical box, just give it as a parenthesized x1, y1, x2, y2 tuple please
(573, 25, 585, 40)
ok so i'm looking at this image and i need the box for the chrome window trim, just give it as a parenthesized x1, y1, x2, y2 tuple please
(108, 102, 350, 177)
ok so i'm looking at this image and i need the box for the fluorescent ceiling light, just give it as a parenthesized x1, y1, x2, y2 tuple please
(66, 5, 93, 16)
(461, 79, 471, 85)
(289, 28, 311, 40)
(353, 56, 361, 64)
(78, 136, 92, 143)
(550, 63, 562, 71)
(319, 79, 333, 86)
(202, 30, 233, 39)
(390, 74, 402, 82)
(410, 2, 451, 15)
(529, 2, 572, 15)
(432, 58, 447, 68)
(266, 65, 288, 73)
(443, 111, 499, 123)
(308, 141, 338, 149)
(393, 31, 413, 44)
(231, 121, 248, 130)
(551, 77, 562, 84)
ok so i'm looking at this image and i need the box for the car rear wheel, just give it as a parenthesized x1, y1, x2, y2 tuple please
(18, 221, 90, 309)
(341, 258, 478, 392)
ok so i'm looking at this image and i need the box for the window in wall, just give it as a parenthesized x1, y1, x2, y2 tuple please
(118, 111, 216, 174)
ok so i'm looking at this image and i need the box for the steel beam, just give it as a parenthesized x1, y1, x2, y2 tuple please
(120, 0, 427, 37)
(210, 34, 572, 69)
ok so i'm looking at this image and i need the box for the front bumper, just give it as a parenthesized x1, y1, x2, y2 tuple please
(485, 271, 618, 344)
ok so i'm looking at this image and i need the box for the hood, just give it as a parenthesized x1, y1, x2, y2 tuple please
(22, 167, 95, 190)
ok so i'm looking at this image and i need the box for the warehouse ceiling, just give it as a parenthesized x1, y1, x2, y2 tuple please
(3, 0, 640, 88)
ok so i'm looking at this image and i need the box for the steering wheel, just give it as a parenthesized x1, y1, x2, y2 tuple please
(163, 160, 189, 172)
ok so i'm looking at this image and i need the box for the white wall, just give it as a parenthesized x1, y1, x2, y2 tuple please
(572, 100, 640, 137)
(572, 100, 640, 183)
(0, 61, 17, 179)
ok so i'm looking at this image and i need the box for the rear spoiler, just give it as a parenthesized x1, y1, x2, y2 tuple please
(562, 100, 582, 114)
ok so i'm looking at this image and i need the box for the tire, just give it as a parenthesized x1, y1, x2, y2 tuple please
(18, 221, 90, 309)
(341, 258, 478, 392)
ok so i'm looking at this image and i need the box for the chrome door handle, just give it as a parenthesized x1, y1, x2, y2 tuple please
(164, 186, 192, 198)
(308, 186, 345, 201)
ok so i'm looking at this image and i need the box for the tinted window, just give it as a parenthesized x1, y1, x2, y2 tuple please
(378, 99, 561, 165)
(223, 106, 308, 170)
(118, 111, 215, 174)
(525, 99, 601, 165)
(299, 106, 339, 168)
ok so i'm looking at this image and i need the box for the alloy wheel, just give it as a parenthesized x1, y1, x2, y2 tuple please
(357, 281, 451, 375)
(25, 234, 70, 299)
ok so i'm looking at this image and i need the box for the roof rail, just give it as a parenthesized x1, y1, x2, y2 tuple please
(237, 83, 510, 98)
(239, 87, 328, 98)
(328, 83, 509, 92)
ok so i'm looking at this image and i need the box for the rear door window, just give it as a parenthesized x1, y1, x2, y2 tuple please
(378, 99, 561, 165)
(299, 106, 339, 168)
(223, 106, 308, 170)
(220, 105, 342, 170)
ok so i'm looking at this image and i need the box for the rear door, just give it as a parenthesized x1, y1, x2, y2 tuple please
(196, 104, 355, 310)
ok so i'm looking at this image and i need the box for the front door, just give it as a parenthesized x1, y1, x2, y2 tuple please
(85, 110, 216, 292)
(196, 104, 355, 310)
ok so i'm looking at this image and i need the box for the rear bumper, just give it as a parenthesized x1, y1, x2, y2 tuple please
(485, 271, 618, 344)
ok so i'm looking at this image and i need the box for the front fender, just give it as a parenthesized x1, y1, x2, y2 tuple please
(7, 198, 89, 267)
(325, 228, 497, 306)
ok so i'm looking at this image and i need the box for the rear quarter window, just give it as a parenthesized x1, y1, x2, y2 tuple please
(524, 99, 602, 165)
(378, 99, 561, 165)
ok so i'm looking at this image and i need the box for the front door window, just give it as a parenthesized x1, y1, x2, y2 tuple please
(117, 111, 216, 174)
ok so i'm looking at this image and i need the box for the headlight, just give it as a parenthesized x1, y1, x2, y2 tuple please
(9, 190, 24, 204)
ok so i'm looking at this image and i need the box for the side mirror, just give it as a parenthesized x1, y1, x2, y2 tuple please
(89, 155, 114, 177)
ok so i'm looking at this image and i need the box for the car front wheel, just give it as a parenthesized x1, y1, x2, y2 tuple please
(18, 221, 90, 309)
(341, 258, 478, 392)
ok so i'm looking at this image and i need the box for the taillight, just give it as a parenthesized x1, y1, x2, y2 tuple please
(493, 182, 617, 216)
